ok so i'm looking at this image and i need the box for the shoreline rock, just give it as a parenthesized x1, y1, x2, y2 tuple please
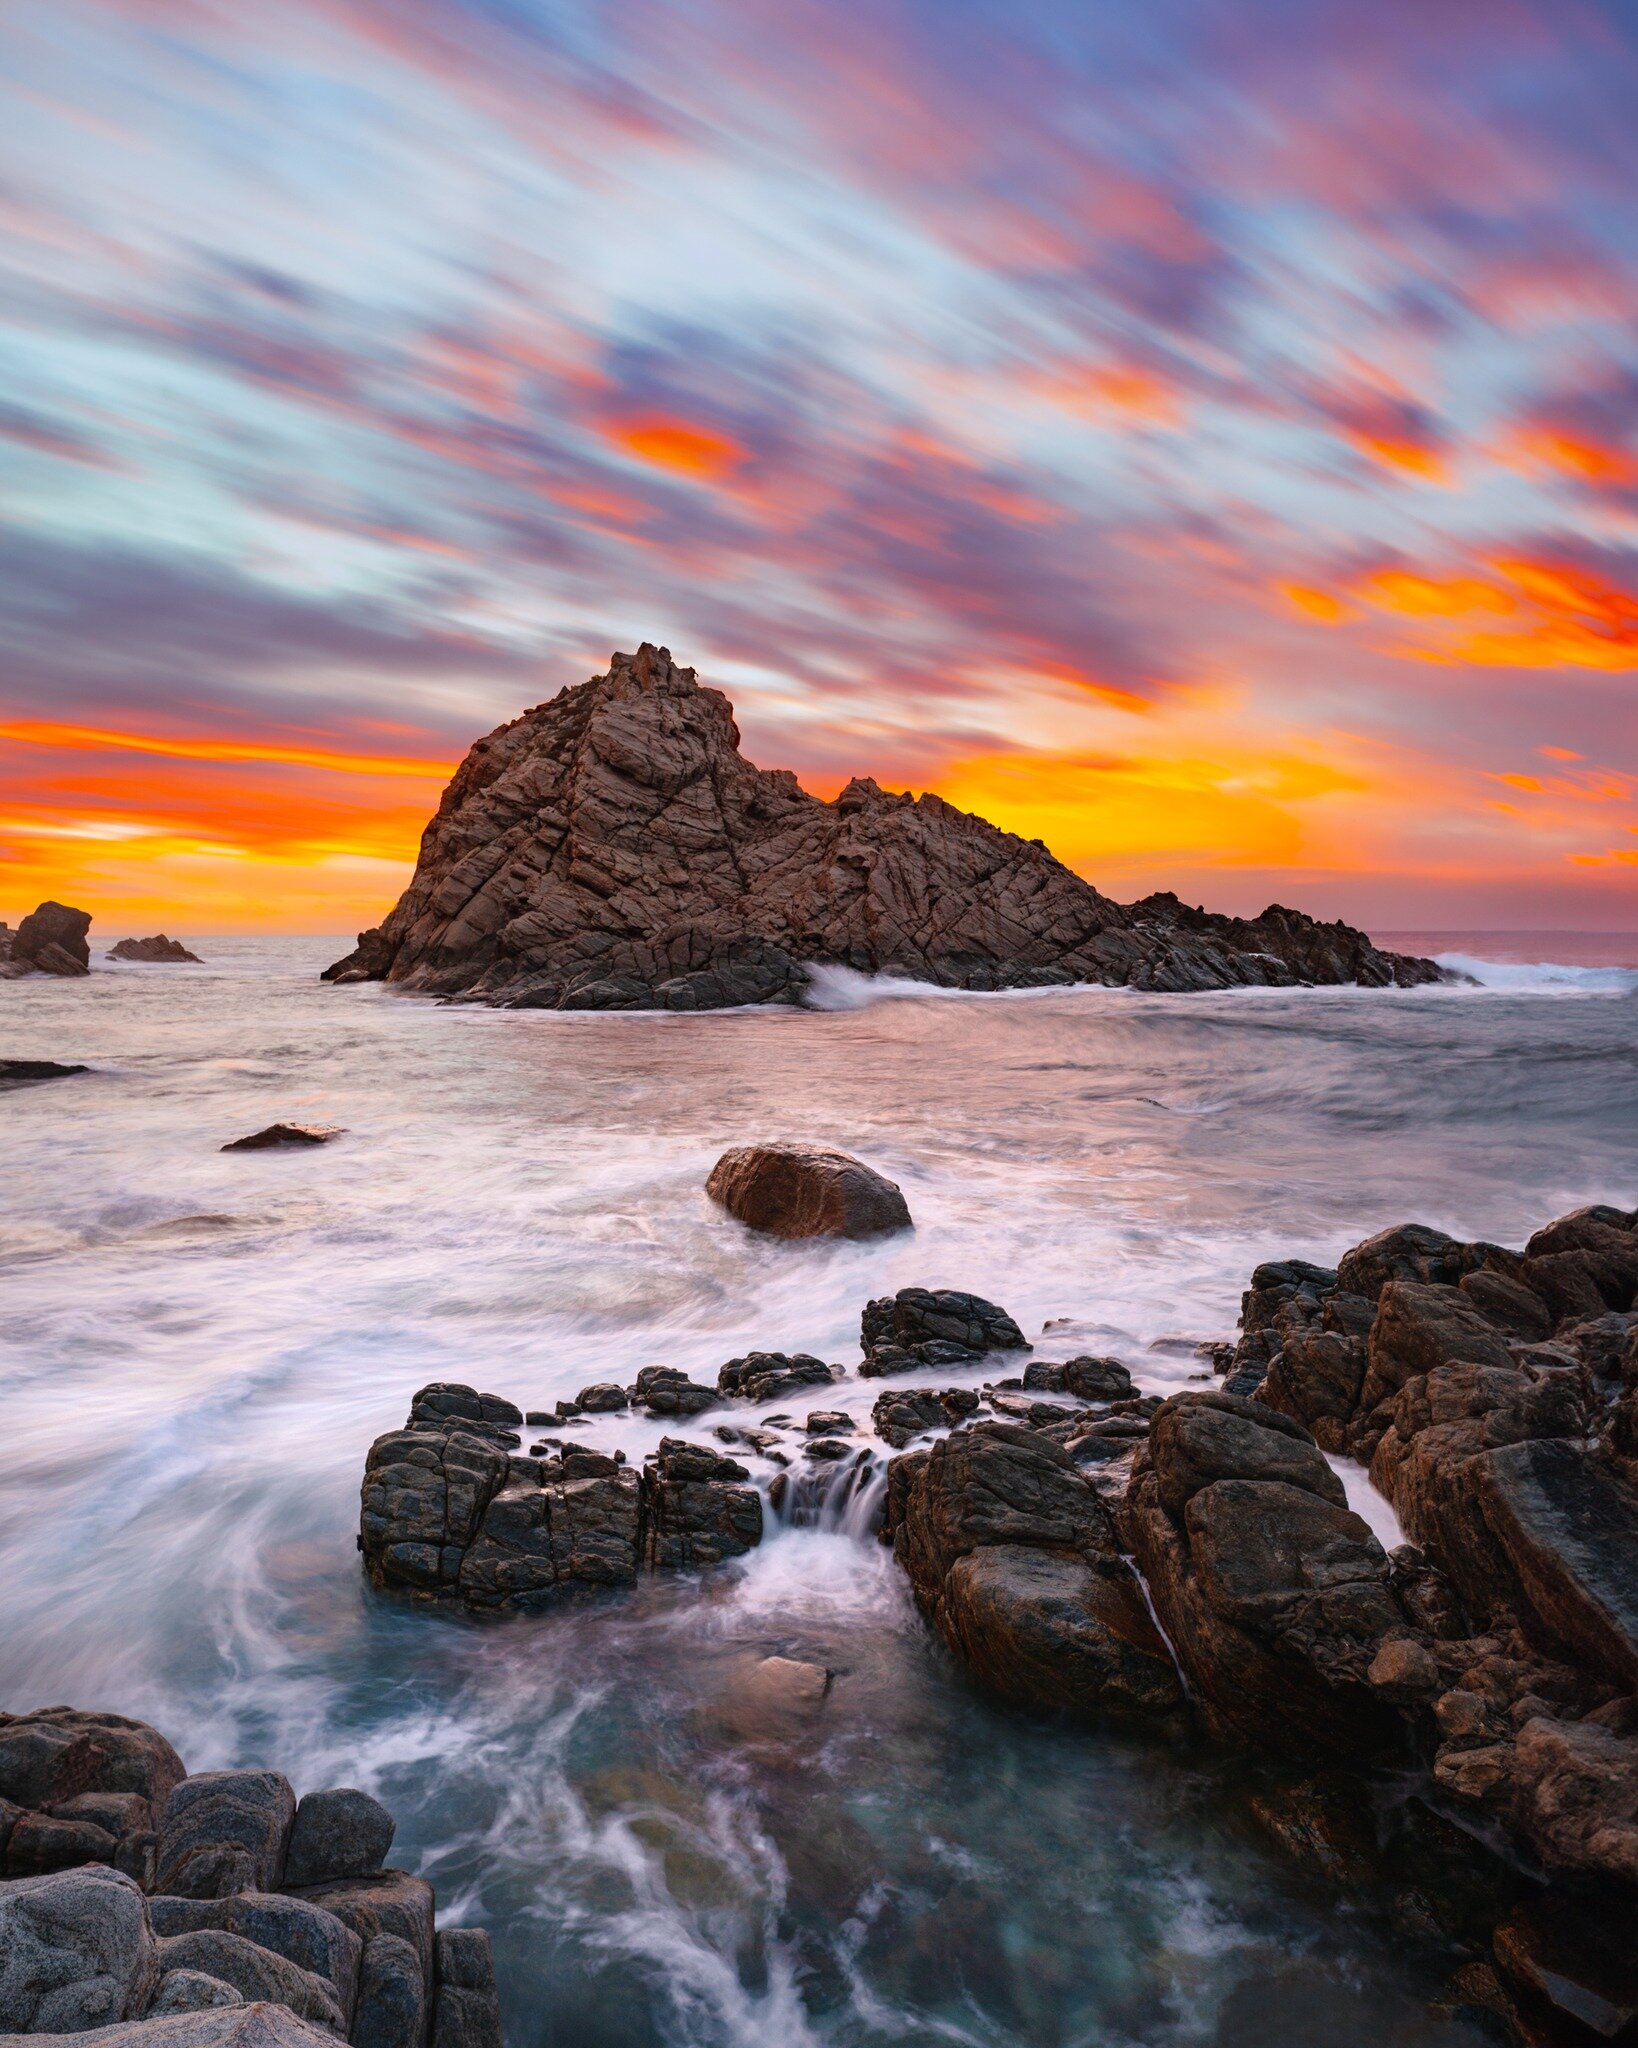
(320, 644, 1445, 1009)
(706, 1144, 912, 1240)
(3, 900, 93, 978)
(0, 1706, 496, 2048)
(109, 936, 203, 964)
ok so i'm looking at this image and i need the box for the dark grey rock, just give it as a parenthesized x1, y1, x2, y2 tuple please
(220, 1125, 345, 1152)
(0, 1865, 158, 2032)
(154, 1930, 345, 2034)
(152, 1770, 296, 1899)
(286, 1871, 435, 1988)
(282, 1788, 396, 1890)
(351, 1933, 427, 2048)
(716, 1352, 838, 1403)
(432, 1929, 500, 2048)
(860, 1288, 1029, 1375)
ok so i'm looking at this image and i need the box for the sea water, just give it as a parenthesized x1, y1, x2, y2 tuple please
(5, 938, 1638, 2047)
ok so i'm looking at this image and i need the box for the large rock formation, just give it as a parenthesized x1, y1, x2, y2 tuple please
(2, 900, 93, 978)
(322, 645, 1443, 1008)
(0, 1706, 496, 2048)
(109, 936, 202, 963)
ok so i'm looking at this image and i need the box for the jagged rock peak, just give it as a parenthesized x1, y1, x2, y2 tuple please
(323, 643, 1443, 1009)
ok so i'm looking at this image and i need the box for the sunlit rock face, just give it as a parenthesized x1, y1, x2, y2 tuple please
(323, 644, 1442, 1009)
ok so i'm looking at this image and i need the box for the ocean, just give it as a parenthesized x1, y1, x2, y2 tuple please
(5, 934, 1637, 2046)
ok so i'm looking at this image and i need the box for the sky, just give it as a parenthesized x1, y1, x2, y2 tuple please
(4, 0, 1638, 934)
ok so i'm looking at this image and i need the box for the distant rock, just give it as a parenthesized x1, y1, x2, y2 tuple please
(706, 1144, 912, 1239)
(859, 1287, 1030, 1376)
(0, 1059, 90, 1087)
(221, 1125, 345, 1152)
(110, 935, 203, 963)
(321, 644, 1445, 1008)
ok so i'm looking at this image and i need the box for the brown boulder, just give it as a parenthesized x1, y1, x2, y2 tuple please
(221, 1125, 345, 1152)
(705, 1144, 911, 1239)
(108, 934, 203, 962)
(13, 899, 92, 975)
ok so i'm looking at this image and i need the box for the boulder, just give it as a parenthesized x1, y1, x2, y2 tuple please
(705, 1144, 911, 1240)
(107, 936, 202, 963)
(629, 1366, 718, 1417)
(285, 1873, 434, 1994)
(643, 1439, 763, 1570)
(0, 1707, 186, 1812)
(153, 1931, 344, 2034)
(220, 1127, 345, 1152)
(152, 1772, 296, 1899)
(13, 901, 92, 976)
(1062, 1357, 1135, 1402)
(871, 1387, 980, 1448)
(859, 1288, 1029, 1375)
(320, 644, 1441, 1007)
(431, 1930, 501, 2048)
(359, 1427, 510, 1595)
(885, 1421, 1183, 1722)
(281, 1790, 395, 1891)
(0, 1866, 158, 2033)
(27, 2011, 341, 2048)
(350, 1933, 425, 2048)
(716, 1353, 837, 1403)
(149, 1896, 360, 2024)
(6, 1811, 119, 1877)
(1148, 1392, 1346, 1519)
(455, 1460, 643, 1608)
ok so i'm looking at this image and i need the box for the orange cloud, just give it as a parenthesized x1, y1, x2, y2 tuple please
(1347, 432, 1448, 482)
(1033, 360, 1181, 427)
(1504, 425, 1638, 488)
(1279, 582, 1356, 623)
(604, 413, 745, 479)
(1355, 555, 1638, 671)
(0, 719, 457, 778)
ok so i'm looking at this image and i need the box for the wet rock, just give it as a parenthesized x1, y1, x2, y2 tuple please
(570, 1382, 628, 1412)
(281, 1789, 395, 1891)
(871, 1387, 980, 1448)
(1336, 1224, 1486, 1301)
(859, 1288, 1029, 1376)
(360, 1426, 510, 1595)
(152, 1771, 297, 1899)
(351, 1932, 425, 2048)
(456, 1459, 643, 1607)
(154, 1930, 345, 2034)
(644, 1438, 763, 1569)
(150, 1896, 361, 2023)
(712, 1655, 834, 1744)
(220, 1126, 345, 1152)
(431, 1929, 501, 2048)
(716, 1352, 838, 1403)
(1148, 1392, 1346, 1519)
(1492, 1896, 1638, 2039)
(1062, 1357, 1135, 1402)
(108, 935, 202, 963)
(630, 1365, 719, 1416)
(407, 1386, 522, 1432)
(802, 1437, 852, 1460)
(706, 1144, 912, 1239)
(805, 1410, 852, 1434)
(0, 1059, 90, 1086)
(321, 645, 1440, 1005)
(13, 901, 92, 976)
(0, 1865, 157, 2032)
(987, 1392, 1081, 1428)
(886, 1421, 1184, 1721)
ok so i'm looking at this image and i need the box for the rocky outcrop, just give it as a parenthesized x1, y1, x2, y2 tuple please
(859, 1288, 1029, 1375)
(359, 1384, 762, 1609)
(884, 1421, 1184, 1723)
(705, 1145, 912, 1239)
(109, 936, 203, 963)
(0, 1706, 495, 2048)
(4, 900, 93, 978)
(872, 1386, 981, 1448)
(221, 1127, 345, 1153)
(322, 644, 1443, 1009)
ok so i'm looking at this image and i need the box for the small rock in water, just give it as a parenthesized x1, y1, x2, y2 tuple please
(573, 1381, 629, 1411)
(859, 1287, 1030, 1376)
(717, 1351, 839, 1402)
(108, 934, 203, 963)
(0, 1059, 90, 1087)
(805, 1410, 852, 1434)
(802, 1437, 852, 1461)
(221, 1123, 346, 1151)
(706, 1143, 912, 1240)
(631, 1364, 718, 1416)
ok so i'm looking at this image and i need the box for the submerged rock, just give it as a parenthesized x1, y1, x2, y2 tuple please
(0, 1705, 494, 2048)
(109, 936, 203, 963)
(0, 1059, 91, 1086)
(221, 1126, 346, 1152)
(320, 644, 1443, 1008)
(706, 1144, 912, 1239)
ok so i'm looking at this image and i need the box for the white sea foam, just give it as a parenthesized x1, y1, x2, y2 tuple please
(1433, 951, 1638, 995)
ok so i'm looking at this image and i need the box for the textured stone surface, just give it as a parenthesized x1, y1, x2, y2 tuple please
(885, 1421, 1183, 1721)
(706, 1145, 912, 1240)
(859, 1288, 1029, 1375)
(284, 1873, 435, 1992)
(430, 1930, 500, 2048)
(153, 1932, 344, 2035)
(349, 1934, 425, 2048)
(20, 2010, 341, 2048)
(13, 901, 92, 976)
(152, 1773, 296, 1900)
(322, 645, 1442, 1008)
(872, 1386, 981, 1448)
(0, 1866, 158, 2033)
(715, 1352, 836, 1403)
(0, 1708, 185, 1812)
(147, 1971, 246, 2016)
(108, 936, 202, 963)
(281, 1791, 395, 1892)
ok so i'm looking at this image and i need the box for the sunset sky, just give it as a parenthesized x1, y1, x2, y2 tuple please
(4, 0, 1638, 933)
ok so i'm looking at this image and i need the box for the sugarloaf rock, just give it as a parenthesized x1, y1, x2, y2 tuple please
(323, 644, 1442, 1009)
